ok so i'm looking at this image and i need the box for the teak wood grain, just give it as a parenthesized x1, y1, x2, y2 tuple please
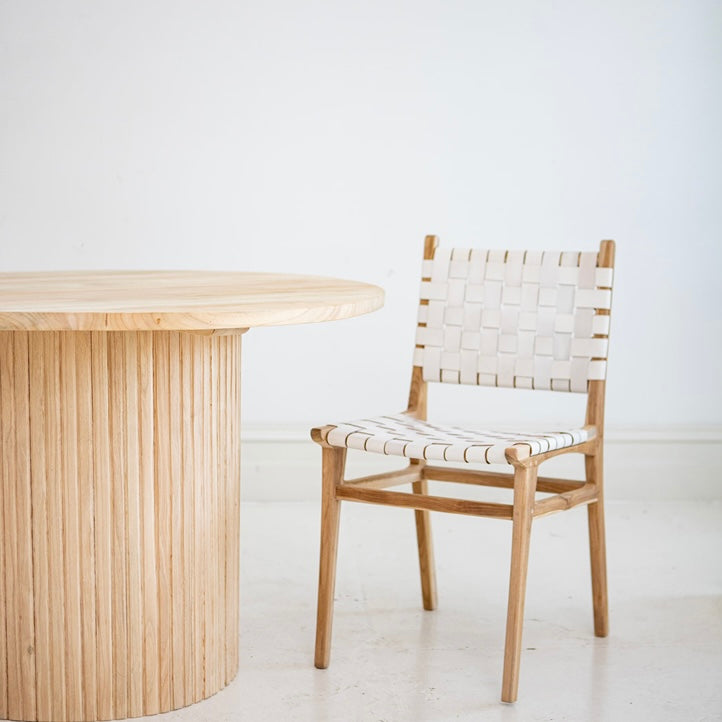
(0, 271, 384, 331)
(0, 331, 241, 721)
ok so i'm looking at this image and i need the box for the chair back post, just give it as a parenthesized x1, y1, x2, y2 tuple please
(584, 239, 615, 432)
(407, 235, 439, 420)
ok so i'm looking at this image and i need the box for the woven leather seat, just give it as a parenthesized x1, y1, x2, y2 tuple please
(318, 414, 593, 464)
(310, 236, 615, 705)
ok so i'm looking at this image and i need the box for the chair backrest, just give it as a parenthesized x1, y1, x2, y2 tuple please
(412, 238, 615, 395)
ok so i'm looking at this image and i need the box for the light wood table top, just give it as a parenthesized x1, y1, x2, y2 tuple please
(0, 270, 384, 331)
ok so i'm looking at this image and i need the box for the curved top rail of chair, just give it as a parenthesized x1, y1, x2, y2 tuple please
(0, 271, 385, 331)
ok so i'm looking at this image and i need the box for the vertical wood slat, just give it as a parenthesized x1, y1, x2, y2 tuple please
(0, 335, 7, 721)
(0, 330, 242, 722)
(203, 336, 216, 697)
(28, 334, 52, 721)
(76, 333, 98, 722)
(153, 333, 173, 713)
(46, 334, 68, 719)
(180, 333, 195, 706)
(124, 333, 144, 718)
(138, 331, 160, 717)
(109, 334, 128, 720)
(192, 335, 206, 702)
(234, 336, 242, 680)
(213, 338, 222, 685)
(2, 338, 46, 709)
(210, 337, 221, 693)
(59, 334, 83, 722)
(91, 332, 114, 721)
(226, 335, 241, 683)
(1, 331, 37, 721)
(169, 332, 185, 710)
(16, 332, 36, 720)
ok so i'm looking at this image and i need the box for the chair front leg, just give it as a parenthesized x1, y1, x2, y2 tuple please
(501, 462, 538, 703)
(411, 468, 438, 611)
(586, 447, 609, 637)
(314, 445, 347, 669)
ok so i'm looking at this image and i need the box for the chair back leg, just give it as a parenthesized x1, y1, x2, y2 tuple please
(586, 450, 609, 637)
(501, 463, 538, 703)
(412, 474, 438, 610)
(314, 446, 347, 669)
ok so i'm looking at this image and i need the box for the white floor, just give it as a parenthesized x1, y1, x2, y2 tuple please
(142, 500, 722, 722)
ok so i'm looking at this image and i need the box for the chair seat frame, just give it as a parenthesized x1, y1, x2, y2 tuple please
(312, 236, 613, 703)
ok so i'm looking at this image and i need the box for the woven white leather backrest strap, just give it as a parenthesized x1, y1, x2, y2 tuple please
(412, 248, 613, 393)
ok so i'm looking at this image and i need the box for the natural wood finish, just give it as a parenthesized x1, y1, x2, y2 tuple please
(587, 450, 609, 637)
(0, 330, 242, 721)
(60, 335, 82, 722)
(190, 335, 205, 705)
(406, 239, 439, 612)
(28, 334, 53, 720)
(341, 467, 422, 489)
(336, 486, 514, 519)
(123, 332, 144, 718)
(422, 465, 586, 494)
(311, 237, 615, 704)
(584, 241, 615, 432)
(338, 463, 592, 516)
(0, 271, 382, 721)
(503, 437, 598, 465)
(1, 332, 36, 721)
(138, 332, 159, 715)
(77, 334, 98, 721)
(412, 476, 438, 610)
(501, 464, 538, 703)
(584, 240, 613, 639)
(0, 271, 384, 332)
(532, 484, 598, 517)
(406, 366, 427, 418)
(91, 332, 113, 721)
(0, 338, 6, 722)
(314, 447, 347, 669)
(406, 234, 438, 418)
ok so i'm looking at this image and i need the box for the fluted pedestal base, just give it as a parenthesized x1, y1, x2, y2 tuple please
(0, 330, 242, 721)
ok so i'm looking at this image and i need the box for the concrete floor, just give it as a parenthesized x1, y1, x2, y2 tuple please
(142, 500, 722, 721)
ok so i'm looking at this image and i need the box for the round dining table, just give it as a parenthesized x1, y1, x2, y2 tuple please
(0, 271, 384, 722)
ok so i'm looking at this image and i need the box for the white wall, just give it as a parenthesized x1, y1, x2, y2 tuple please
(1, 1, 721, 438)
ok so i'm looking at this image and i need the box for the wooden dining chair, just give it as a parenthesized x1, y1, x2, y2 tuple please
(311, 235, 615, 703)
